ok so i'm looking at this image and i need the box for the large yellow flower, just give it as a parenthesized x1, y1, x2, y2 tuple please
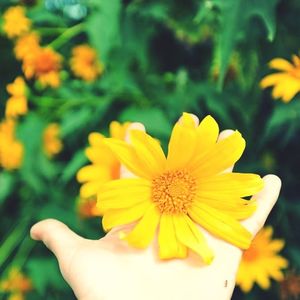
(260, 55, 300, 103)
(22, 47, 62, 88)
(77, 121, 131, 200)
(0, 119, 24, 170)
(3, 6, 31, 39)
(5, 77, 28, 118)
(70, 45, 104, 81)
(14, 32, 40, 61)
(0, 267, 32, 300)
(236, 226, 288, 292)
(97, 113, 264, 263)
(43, 123, 63, 158)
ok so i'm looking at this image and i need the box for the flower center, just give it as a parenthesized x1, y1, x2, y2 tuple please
(36, 52, 59, 74)
(151, 170, 196, 214)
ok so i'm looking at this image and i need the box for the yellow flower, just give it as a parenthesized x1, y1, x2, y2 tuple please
(5, 77, 28, 118)
(14, 32, 40, 61)
(43, 123, 63, 157)
(0, 119, 24, 170)
(77, 121, 131, 199)
(23, 47, 62, 88)
(260, 55, 300, 102)
(236, 226, 288, 292)
(70, 45, 104, 81)
(3, 6, 31, 39)
(97, 113, 264, 263)
(0, 267, 32, 297)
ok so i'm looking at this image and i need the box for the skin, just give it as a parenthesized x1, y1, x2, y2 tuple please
(30, 122, 281, 300)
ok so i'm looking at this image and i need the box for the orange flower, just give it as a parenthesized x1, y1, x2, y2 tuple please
(280, 271, 300, 300)
(0, 119, 24, 170)
(3, 6, 31, 39)
(0, 267, 32, 300)
(14, 32, 40, 60)
(5, 77, 28, 118)
(43, 123, 63, 157)
(70, 45, 104, 81)
(77, 197, 102, 218)
(260, 55, 300, 102)
(23, 47, 62, 88)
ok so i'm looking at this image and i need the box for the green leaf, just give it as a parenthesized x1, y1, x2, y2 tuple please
(0, 172, 15, 205)
(27, 258, 68, 294)
(120, 107, 172, 137)
(214, 0, 280, 89)
(86, 0, 121, 62)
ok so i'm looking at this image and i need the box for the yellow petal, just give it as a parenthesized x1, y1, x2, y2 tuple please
(129, 130, 166, 177)
(85, 146, 116, 165)
(281, 78, 300, 102)
(158, 214, 187, 259)
(102, 202, 150, 231)
(103, 138, 151, 179)
(98, 178, 151, 213)
(77, 165, 111, 182)
(195, 196, 257, 220)
(122, 204, 160, 249)
(191, 131, 245, 177)
(88, 132, 105, 146)
(189, 202, 252, 249)
(80, 181, 102, 198)
(197, 173, 264, 197)
(167, 118, 197, 170)
(174, 215, 214, 263)
(260, 73, 288, 88)
(268, 58, 294, 71)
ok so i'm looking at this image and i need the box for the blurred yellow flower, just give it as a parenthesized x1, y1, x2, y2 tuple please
(70, 45, 104, 81)
(23, 47, 62, 88)
(236, 226, 288, 292)
(43, 123, 63, 158)
(77, 121, 130, 199)
(3, 6, 31, 39)
(260, 55, 300, 102)
(97, 113, 263, 262)
(5, 77, 28, 118)
(14, 32, 40, 61)
(0, 119, 24, 170)
(0, 267, 32, 300)
(77, 197, 101, 218)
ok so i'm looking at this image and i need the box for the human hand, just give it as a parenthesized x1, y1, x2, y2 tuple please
(30, 122, 281, 300)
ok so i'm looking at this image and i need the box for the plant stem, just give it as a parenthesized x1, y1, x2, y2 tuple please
(48, 23, 85, 49)
(0, 218, 29, 268)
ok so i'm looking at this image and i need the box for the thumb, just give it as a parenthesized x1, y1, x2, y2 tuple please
(242, 174, 281, 236)
(30, 219, 84, 272)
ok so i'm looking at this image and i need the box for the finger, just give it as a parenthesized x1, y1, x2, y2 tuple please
(217, 130, 235, 173)
(242, 174, 281, 236)
(30, 219, 83, 263)
(120, 122, 146, 178)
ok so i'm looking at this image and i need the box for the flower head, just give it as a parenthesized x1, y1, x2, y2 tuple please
(3, 6, 31, 39)
(23, 47, 62, 88)
(97, 113, 264, 263)
(77, 121, 131, 199)
(280, 271, 300, 300)
(0, 119, 24, 170)
(70, 45, 104, 81)
(236, 226, 288, 292)
(5, 77, 28, 118)
(43, 123, 63, 158)
(14, 32, 40, 61)
(260, 55, 300, 103)
(0, 267, 32, 300)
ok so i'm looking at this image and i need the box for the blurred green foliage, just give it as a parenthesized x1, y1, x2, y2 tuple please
(0, 0, 300, 299)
